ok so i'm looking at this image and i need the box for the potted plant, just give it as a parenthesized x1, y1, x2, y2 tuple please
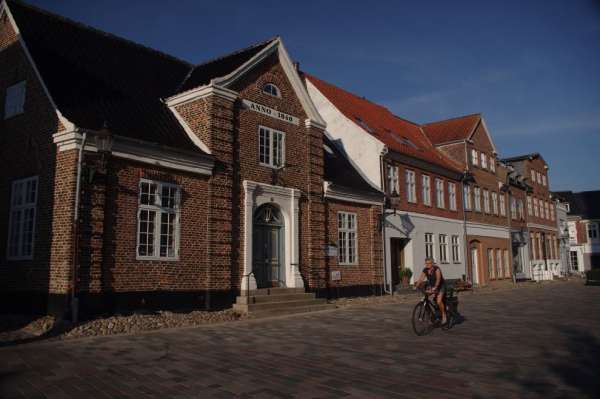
(399, 268, 413, 287)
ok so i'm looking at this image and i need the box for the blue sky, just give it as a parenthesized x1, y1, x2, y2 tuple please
(27, 0, 600, 191)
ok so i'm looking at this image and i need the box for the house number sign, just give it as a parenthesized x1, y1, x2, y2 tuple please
(242, 99, 299, 126)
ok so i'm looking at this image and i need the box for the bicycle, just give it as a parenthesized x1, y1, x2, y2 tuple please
(411, 286, 461, 336)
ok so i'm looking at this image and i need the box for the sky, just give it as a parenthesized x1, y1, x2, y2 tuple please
(26, 0, 600, 192)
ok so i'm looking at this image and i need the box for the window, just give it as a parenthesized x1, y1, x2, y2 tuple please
(565, 203, 570, 213)
(448, 183, 457, 211)
(7, 176, 38, 259)
(530, 169, 536, 184)
(570, 251, 578, 270)
(474, 187, 481, 212)
(545, 202, 550, 220)
(504, 250, 510, 277)
(496, 249, 503, 278)
(542, 175, 547, 186)
(137, 180, 181, 259)
(487, 249, 495, 279)
(492, 192, 498, 215)
(537, 171, 542, 184)
(471, 149, 478, 166)
(527, 196, 533, 217)
(463, 185, 472, 210)
(518, 199, 524, 220)
(425, 233, 434, 261)
(406, 170, 416, 203)
(435, 178, 445, 208)
(550, 204, 555, 221)
(262, 83, 280, 97)
(258, 126, 284, 168)
(4, 81, 26, 119)
(451, 235, 460, 263)
(338, 212, 357, 264)
(588, 223, 599, 240)
(499, 193, 506, 216)
(386, 165, 399, 195)
(510, 197, 517, 220)
(422, 175, 431, 206)
(533, 198, 539, 217)
(439, 234, 448, 263)
(490, 158, 496, 172)
(481, 153, 487, 169)
(483, 189, 490, 213)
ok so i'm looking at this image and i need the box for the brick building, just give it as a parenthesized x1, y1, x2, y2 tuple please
(503, 154, 561, 280)
(0, 0, 384, 317)
(306, 75, 467, 291)
(422, 114, 513, 285)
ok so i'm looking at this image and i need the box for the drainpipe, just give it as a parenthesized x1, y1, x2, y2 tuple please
(71, 131, 87, 323)
(379, 149, 392, 294)
(462, 141, 470, 284)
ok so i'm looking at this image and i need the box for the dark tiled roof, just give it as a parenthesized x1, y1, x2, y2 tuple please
(7, 1, 275, 154)
(178, 38, 276, 93)
(306, 74, 462, 174)
(421, 113, 481, 145)
(324, 136, 383, 200)
(553, 190, 600, 219)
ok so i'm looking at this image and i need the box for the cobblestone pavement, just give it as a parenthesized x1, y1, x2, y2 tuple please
(1, 280, 599, 399)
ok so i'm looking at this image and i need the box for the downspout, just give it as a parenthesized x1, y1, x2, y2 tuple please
(462, 141, 470, 283)
(379, 148, 391, 294)
(71, 131, 87, 323)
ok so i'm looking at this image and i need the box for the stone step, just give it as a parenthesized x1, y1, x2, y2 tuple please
(243, 287, 306, 296)
(233, 298, 328, 313)
(235, 293, 316, 305)
(247, 303, 337, 319)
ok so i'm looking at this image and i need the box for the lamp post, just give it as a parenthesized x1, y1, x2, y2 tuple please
(71, 124, 113, 323)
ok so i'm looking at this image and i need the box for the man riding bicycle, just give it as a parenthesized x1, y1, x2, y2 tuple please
(415, 257, 447, 325)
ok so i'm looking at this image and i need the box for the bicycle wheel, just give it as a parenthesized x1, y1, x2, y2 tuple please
(412, 302, 434, 336)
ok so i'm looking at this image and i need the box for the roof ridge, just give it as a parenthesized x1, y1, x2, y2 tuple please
(422, 112, 481, 126)
(176, 36, 278, 92)
(7, 0, 193, 67)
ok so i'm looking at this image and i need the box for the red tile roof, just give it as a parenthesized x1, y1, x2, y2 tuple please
(305, 74, 463, 173)
(421, 113, 481, 145)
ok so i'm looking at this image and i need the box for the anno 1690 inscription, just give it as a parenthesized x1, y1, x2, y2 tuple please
(242, 99, 300, 126)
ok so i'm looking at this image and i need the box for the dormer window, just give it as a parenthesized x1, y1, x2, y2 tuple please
(262, 83, 280, 98)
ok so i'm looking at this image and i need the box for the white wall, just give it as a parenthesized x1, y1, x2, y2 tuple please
(306, 80, 385, 190)
(385, 211, 466, 285)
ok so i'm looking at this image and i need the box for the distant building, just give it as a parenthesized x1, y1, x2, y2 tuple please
(553, 190, 600, 273)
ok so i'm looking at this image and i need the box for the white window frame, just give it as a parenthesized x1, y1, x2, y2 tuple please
(499, 193, 506, 216)
(527, 196, 533, 217)
(496, 249, 503, 278)
(439, 234, 448, 263)
(451, 235, 460, 263)
(490, 158, 496, 172)
(518, 199, 524, 220)
(7, 176, 38, 260)
(435, 178, 445, 209)
(530, 169, 536, 184)
(550, 204, 555, 221)
(136, 179, 181, 261)
(406, 170, 416, 203)
(422, 175, 431, 206)
(338, 212, 358, 265)
(542, 175, 547, 186)
(471, 149, 478, 166)
(425, 233, 435, 261)
(511, 197, 517, 220)
(448, 182, 457, 211)
(463, 185, 472, 210)
(262, 83, 281, 98)
(4, 80, 26, 119)
(492, 192, 498, 215)
(504, 249, 510, 278)
(474, 186, 481, 212)
(258, 126, 285, 169)
(533, 198, 539, 217)
(537, 171, 542, 184)
(488, 249, 495, 279)
(483, 189, 490, 213)
(387, 164, 399, 196)
(480, 153, 487, 169)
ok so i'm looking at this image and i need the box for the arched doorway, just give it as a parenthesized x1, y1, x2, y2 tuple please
(253, 204, 284, 288)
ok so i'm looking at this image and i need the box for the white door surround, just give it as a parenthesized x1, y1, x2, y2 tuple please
(242, 180, 303, 291)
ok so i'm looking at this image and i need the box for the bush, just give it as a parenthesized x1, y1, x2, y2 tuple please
(399, 268, 413, 280)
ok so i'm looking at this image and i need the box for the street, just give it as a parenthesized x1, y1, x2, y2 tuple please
(1, 280, 599, 398)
